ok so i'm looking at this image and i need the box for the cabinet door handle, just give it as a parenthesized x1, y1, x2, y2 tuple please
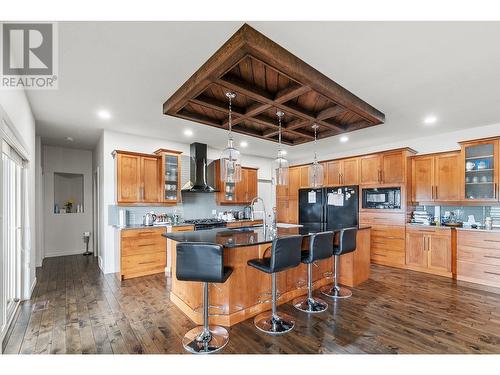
(138, 260, 158, 265)
(423, 236, 427, 251)
(138, 243, 156, 247)
(435, 186, 438, 200)
(495, 183, 498, 199)
(484, 239, 500, 243)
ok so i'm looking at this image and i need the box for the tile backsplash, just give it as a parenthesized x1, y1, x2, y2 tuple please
(108, 192, 246, 226)
(414, 204, 492, 225)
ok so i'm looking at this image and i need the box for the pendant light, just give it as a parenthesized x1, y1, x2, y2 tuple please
(220, 92, 242, 183)
(272, 110, 289, 185)
(308, 124, 324, 187)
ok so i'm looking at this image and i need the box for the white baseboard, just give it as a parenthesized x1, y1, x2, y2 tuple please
(44, 248, 89, 258)
(29, 277, 37, 298)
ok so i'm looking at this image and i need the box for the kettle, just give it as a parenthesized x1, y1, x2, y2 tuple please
(244, 206, 252, 219)
(143, 212, 157, 226)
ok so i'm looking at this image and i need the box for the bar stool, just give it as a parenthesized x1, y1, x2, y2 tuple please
(247, 235, 303, 335)
(321, 228, 357, 299)
(293, 231, 334, 313)
(176, 242, 233, 354)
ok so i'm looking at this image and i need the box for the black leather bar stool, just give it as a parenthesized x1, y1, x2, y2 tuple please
(321, 228, 357, 299)
(293, 231, 334, 313)
(247, 235, 303, 335)
(176, 242, 233, 354)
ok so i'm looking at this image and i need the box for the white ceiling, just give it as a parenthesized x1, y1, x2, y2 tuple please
(29, 21, 500, 161)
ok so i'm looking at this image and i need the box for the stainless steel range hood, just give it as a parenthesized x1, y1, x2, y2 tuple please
(181, 142, 219, 193)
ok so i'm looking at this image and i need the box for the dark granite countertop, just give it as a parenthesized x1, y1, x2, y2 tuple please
(162, 225, 370, 248)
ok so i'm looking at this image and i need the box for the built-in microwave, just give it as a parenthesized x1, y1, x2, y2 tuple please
(362, 187, 401, 209)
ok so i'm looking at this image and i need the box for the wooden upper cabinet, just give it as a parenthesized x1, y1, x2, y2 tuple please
(116, 153, 142, 203)
(460, 138, 499, 201)
(342, 158, 359, 185)
(245, 168, 258, 202)
(381, 152, 405, 184)
(412, 156, 434, 202)
(360, 154, 381, 184)
(141, 156, 161, 203)
(289, 167, 301, 200)
(215, 162, 258, 205)
(114, 151, 161, 204)
(327, 160, 342, 186)
(434, 152, 461, 201)
(299, 165, 310, 188)
(327, 158, 359, 186)
(411, 151, 460, 203)
(154, 149, 182, 204)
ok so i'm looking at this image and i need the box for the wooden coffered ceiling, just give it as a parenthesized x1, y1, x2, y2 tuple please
(163, 24, 385, 146)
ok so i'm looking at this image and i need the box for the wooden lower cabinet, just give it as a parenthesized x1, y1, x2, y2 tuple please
(457, 229, 500, 288)
(120, 227, 167, 280)
(405, 226, 453, 277)
(360, 212, 406, 268)
(226, 220, 263, 228)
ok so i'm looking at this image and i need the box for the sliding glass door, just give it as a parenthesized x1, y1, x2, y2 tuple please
(1, 141, 24, 342)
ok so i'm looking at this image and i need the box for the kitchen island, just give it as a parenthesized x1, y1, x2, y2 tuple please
(163, 225, 371, 326)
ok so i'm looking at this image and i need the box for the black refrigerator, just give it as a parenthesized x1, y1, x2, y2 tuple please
(299, 186, 358, 231)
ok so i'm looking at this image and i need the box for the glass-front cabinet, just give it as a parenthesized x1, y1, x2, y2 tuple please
(154, 149, 182, 204)
(461, 139, 499, 201)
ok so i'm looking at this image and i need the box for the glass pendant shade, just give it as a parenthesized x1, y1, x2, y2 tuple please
(273, 152, 289, 186)
(220, 136, 242, 183)
(308, 158, 324, 188)
(308, 124, 324, 187)
(220, 91, 242, 183)
(273, 110, 289, 186)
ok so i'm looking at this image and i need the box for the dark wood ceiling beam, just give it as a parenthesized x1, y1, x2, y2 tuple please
(251, 115, 314, 140)
(279, 102, 344, 133)
(263, 118, 309, 138)
(233, 127, 294, 146)
(177, 109, 223, 128)
(189, 95, 245, 116)
(317, 105, 347, 121)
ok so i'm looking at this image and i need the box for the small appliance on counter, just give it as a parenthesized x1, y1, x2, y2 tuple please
(118, 209, 129, 227)
(143, 212, 157, 226)
(243, 206, 252, 219)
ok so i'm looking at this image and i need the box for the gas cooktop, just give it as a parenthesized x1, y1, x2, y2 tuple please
(183, 218, 227, 230)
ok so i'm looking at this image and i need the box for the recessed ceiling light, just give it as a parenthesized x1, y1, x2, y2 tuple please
(65, 136, 74, 142)
(340, 135, 349, 143)
(97, 109, 112, 120)
(183, 129, 193, 137)
(240, 141, 248, 147)
(423, 115, 437, 125)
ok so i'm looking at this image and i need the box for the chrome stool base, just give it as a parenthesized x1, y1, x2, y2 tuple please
(254, 312, 295, 335)
(182, 326, 229, 354)
(293, 296, 328, 313)
(321, 285, 352, 299)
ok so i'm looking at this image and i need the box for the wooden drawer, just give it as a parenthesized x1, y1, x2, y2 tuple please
(371, 237, 405, 253)
(121, 252, 166, 278)
(406, 225, 452, 237)
(458, 245, 500, 266)
(359, 212, 406, 226)
(371, 225, 405, 240)
(121, 237, 165, 257)
(457, 230, 500, 250)
(457, 260, 500, 287)
(226, 222, 242, 228)
(371, 249, 405, 266)
(121, 227, 165, 239)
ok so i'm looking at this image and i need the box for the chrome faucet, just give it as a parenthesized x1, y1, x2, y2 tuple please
(250, 197, 267, 226)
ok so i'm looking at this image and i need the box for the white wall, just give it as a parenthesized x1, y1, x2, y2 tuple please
(290, 122, 500, 164)
(42, 145, 93, 257)
(97, 130, 275, 274)
(0, 89, 36, 301)
(35, 136, 44, 267)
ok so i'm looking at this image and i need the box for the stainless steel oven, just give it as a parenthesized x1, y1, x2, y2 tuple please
(362, 187, 401, 209)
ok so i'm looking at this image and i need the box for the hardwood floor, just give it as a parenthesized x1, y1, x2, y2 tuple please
(4, 254, 500, 354)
